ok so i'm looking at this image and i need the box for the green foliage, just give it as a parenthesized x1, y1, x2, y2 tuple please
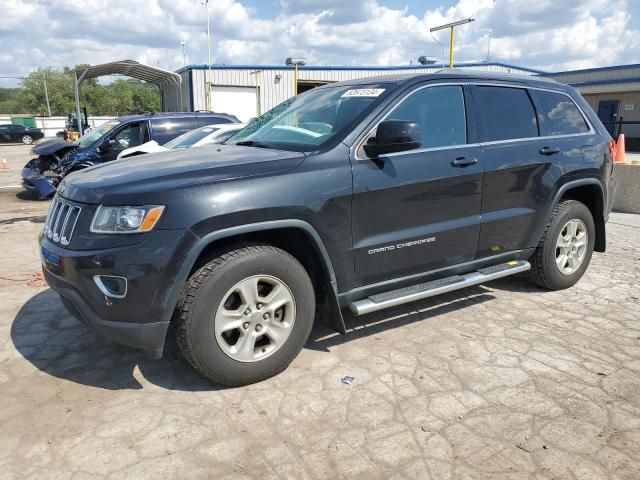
(0, 65, 161, 116)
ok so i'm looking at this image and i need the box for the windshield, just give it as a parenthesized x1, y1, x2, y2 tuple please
(77, 120, 120, 149)
(164, 126, 220, 149)
(226, 84, 391, 152)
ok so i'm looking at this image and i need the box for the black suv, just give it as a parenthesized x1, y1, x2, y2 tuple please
(22, 111, 239, 199)
(40, 71, 617, 386)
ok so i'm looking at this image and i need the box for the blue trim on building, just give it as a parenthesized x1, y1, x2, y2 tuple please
(567, 77, 640, 87)
(175, 61, 546, 75)
(550, 63, 640, 76)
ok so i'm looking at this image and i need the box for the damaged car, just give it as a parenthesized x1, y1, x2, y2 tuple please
(22, 112, 239, 199)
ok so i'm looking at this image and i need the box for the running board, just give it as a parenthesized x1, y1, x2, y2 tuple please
(349, 260, 531, 316)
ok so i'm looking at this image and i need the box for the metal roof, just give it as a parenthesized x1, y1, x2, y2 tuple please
(76, 60, 182, 87)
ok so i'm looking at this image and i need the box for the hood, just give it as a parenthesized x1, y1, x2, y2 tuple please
(58, 144, 305, 204)
(32, 138, 77, 156)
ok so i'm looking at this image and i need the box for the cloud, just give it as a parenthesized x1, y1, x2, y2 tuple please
(0, 0, 638, 87)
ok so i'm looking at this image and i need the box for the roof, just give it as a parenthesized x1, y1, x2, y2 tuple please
(114, 111, 239, 122)
(175, 61, 546, 75)
(76, 60, 182, 88)
(311, 69, 559, 89)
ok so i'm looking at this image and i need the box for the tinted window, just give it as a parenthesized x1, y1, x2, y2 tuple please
(198, 115, 233, 127)
(111, 121, 146, 151)
(151, 117, 199, 145)
(536, 91, 589, 135)
(387, 85, 467, 148)
(475, 86, 538, 142)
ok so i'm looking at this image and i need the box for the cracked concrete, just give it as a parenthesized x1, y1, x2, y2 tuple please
(1, 182, 640, 479)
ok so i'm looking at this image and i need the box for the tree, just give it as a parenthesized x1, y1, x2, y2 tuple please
(5, 65, 161, 116)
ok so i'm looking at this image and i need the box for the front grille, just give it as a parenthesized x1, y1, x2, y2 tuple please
(44, 197, 82, 246)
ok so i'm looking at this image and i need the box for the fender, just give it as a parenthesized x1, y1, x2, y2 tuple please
(161, 219, 347, 334)
(533, 178, 606, 252)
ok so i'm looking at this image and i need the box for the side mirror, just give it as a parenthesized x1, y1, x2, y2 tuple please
(363, 120, 421, 157)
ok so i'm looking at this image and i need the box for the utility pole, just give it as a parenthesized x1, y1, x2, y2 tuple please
(181, 40, 186, 66)
(43, 73, 51, 117)
(430, 18, 474, 69)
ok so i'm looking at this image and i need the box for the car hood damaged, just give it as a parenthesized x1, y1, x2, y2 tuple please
(22, 140, 80, 199)
(58, 144, 306, 204)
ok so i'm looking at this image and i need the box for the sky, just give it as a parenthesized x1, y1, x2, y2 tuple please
(1, 0, 639, 87)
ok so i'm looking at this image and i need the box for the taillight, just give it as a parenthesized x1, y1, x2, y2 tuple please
(608, 140, 616, 160)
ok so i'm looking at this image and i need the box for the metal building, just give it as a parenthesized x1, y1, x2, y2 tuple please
(547, 64, 640, 146)
(162, 62, 541, 121)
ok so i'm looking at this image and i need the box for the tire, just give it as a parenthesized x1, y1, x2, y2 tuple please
(175, 244, 316, 386)
(528, 200, 595, 290)
(21, 134, 33, 145)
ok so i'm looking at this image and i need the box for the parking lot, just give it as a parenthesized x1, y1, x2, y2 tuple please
(0, 143, 639, 479)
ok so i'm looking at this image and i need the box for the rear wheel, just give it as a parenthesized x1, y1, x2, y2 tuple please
(528, 200, 595, 290)
(21, 134, 33, 145)
(175, 244, 315, 386)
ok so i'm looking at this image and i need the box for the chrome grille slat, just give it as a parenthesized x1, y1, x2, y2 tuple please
(61, 206, 81, 246)
(52, 203, 68, 241)
(44, 197, 82, 246)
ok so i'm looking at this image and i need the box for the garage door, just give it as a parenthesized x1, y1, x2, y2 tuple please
(210, 86, 257, 123)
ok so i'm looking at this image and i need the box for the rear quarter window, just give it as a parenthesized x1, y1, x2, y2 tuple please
(535, 90, 590, 135)
(474, 86, 539, 142)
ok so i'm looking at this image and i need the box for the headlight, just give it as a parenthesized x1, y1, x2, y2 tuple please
(90, 205, 165, 234)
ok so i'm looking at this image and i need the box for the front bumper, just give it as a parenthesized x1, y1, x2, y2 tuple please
(22, 164, 57, 199)
(40, 228, 196, 358)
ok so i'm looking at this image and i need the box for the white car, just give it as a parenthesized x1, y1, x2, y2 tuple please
(117, 123, 247, 159)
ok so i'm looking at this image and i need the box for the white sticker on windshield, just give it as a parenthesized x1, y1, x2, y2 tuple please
(342, 88, 385, 98)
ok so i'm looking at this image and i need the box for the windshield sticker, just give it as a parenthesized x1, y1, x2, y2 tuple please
(342, 88, 386, 98)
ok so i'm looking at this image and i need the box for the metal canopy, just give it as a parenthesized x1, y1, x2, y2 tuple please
(73, 60, 182, 134)
(76, 60, 182, 87)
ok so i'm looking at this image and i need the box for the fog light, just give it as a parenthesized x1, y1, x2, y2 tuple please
(94, 275, 128, 298)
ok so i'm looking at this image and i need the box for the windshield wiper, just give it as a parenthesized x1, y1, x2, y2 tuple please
(234, 140, 274, 149)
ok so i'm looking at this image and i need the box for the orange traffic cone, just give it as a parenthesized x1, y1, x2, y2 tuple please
(1, 158, 8, 169)
(615, 134, 626, 164)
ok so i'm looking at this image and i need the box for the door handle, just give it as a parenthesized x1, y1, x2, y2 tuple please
(450, 157, 478, 167)
(539, 146, 561, 155)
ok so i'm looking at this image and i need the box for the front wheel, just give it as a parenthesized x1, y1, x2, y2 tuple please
(175, 244, 316, 386)
(21, 134, 34, 145)
(528, 200, 595, 290)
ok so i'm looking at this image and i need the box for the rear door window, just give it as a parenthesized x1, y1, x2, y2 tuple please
(386, 85, 467, 148)
(151, 117, 199, 145)
(474, 86, 539, 142)
(534, 90, 590, 135)
(197, 115, 233, 127)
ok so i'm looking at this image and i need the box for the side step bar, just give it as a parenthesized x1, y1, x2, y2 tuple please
(349, 260, 531, 316)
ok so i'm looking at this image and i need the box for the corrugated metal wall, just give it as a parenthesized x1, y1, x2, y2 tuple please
(163, 63, 537, 114)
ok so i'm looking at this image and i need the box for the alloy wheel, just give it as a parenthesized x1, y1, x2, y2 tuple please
(555, 218, 588, 275)
(214, 275, 296, 362)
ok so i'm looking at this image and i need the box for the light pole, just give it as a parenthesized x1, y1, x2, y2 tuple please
(202, 0, 212, 110)
(430, 18, 474, 69)
(285, 57, 305, 96)
(181, 40, 186, 66)
(43, 73, 51, 117)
